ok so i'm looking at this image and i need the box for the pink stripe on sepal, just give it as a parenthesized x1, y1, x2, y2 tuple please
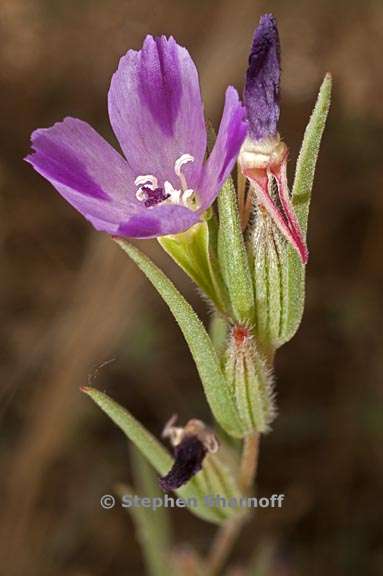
(245, 162, 308, 264)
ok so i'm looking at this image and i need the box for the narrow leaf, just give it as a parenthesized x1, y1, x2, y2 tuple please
(83, 387, 224, 523)
(115, 239, 243, 438)
(218, 177, 255, 322)
(281, 73, 332, 344)
(128, 448, 173, 576)
(292, 73, 332, 234)
(116, 482, 173, 576)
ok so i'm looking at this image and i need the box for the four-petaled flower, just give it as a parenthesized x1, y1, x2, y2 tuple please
(239, 14, 308, 264)
(26, 35, 247, 238)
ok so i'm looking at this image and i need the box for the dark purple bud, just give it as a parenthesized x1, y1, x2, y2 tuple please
(244, 14, 281, 141)
(159, 435, 207, 492)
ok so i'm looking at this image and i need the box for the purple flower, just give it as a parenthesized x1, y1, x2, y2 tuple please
(26, 36, 247, 238)
(240, 15, 308, 264)
(244, 13, 280, 141)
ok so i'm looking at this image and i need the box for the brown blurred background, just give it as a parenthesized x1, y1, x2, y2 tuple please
(1, 0, 382, 574)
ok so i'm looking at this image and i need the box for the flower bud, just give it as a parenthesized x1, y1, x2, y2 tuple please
(224, 325, 276, 433)
(251, 209, 288, 351)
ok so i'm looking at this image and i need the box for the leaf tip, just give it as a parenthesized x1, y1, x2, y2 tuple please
(80, 385, 93, 395)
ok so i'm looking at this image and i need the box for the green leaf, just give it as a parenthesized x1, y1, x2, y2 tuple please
(116, 481, 173, 576)
(159, 219, 229, 314)
(130, 446, 172, 543)
(209, 313, 228, 360)
(83, 387, 225, 523)
(122, 447, 173, 576)
(115, 239, 244, 438)
(218, 177, 255, 323)
(292, 73, 332, 235)
(280, 73, 332, 344)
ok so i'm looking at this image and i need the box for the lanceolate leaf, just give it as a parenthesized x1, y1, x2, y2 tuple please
(292, 73, 332, 234)
(83, 387, 224, 523)
(218, 177, 255, 323)
(127, 448, 173, 576)
(116, 481, 174, 576)
(115, 239, 243, 438)
(280, 74, 332, 344)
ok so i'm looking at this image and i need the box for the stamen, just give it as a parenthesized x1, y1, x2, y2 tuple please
(134, 154, 197, 210)
(174, 154, 194, 191)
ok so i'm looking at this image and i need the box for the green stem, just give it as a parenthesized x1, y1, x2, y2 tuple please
(205, 433, 261, 574)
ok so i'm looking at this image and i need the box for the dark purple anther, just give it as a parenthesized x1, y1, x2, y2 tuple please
(159, 435, 207, 492)
(142, 186, 170, 208)
(244, 13, 281, 141)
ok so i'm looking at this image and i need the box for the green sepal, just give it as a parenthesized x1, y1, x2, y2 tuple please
(115, 239, 244, 438)
(280, 73, 332, 345)
(251, 212, 288, 353)
(83, 387, 226, 524)
(158, 217, 230, 314)
(218, 177, 255, 323)
(224, 328, 275, 434)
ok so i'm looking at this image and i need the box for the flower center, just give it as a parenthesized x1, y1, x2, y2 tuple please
(135, 154, 197, 209)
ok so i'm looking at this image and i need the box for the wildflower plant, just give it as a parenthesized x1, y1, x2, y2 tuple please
(26, 13, 331, 575)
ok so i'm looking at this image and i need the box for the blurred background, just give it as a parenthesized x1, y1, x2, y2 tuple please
(1, 0, 382, 574)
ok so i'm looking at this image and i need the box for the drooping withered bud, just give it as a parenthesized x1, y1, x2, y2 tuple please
(160, 416, 248, 522)
(239, 14, 308, 264)
(159, 416, 219, 492)
(224, 324, 276, 434)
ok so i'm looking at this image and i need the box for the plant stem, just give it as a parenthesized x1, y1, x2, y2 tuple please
(239, 432, 261, 493)
(206, 516, 244, 576)
(206, 433, 261, 574)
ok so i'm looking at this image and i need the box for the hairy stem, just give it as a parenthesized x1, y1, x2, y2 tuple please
(239, 433, 261, 493)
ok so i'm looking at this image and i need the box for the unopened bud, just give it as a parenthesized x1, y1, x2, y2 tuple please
(251, 209, 289, 351)
(225, 325, 276, 433)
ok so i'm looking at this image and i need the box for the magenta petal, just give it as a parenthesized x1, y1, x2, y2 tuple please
(26, 117, 136, 200)
(118, 203, 200, 238)
(199, 86, 247, 209)
(108, 35, 206, 189)
(25, 117, 144, 231)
